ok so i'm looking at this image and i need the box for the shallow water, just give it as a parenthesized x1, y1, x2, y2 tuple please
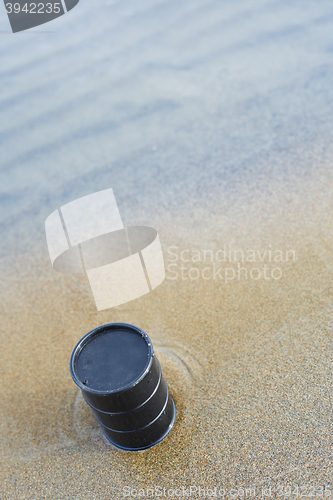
(1, 0, 333, 498)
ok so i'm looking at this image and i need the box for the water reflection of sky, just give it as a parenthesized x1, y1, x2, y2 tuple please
(1, 0, 333, 255)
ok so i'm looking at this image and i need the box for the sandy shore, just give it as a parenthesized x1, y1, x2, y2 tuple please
(1, 146, 333, 498)
(2, 0, 333, 497)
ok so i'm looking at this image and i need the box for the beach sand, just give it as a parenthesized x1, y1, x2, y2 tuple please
(1, 144, 333, 498)
(1, 0, 333, 497)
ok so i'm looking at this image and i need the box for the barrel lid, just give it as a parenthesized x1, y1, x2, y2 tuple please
(70, 323, 154, 394)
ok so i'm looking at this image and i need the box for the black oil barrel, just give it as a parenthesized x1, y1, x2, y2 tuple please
(70, 323, 176, 451)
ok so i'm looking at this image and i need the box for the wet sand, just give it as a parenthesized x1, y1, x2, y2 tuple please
(1, 145, 333, 498)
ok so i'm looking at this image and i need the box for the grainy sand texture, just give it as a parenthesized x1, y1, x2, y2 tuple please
(1, 0, 333, 498)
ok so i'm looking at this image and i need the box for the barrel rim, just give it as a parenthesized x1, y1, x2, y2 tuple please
(70, 323, 154, 395)
(82, 358, 162, 414)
